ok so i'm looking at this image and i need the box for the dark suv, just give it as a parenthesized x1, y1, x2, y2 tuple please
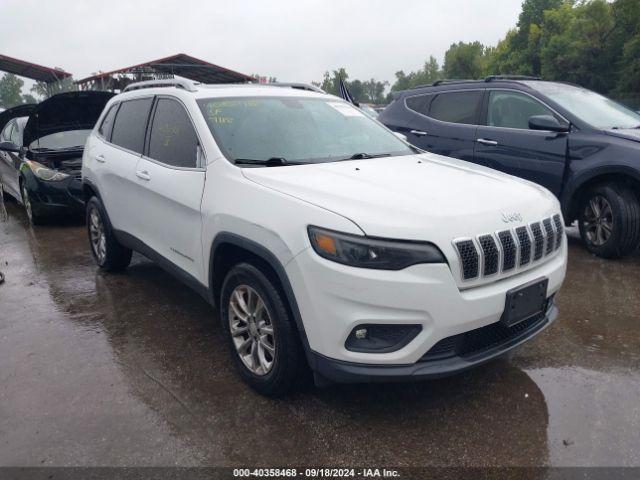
(379, 76, 640, 258)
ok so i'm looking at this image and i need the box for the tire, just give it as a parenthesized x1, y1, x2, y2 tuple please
(578, 182, 640, 259)
(220, 262, 306, 396)
(21, 180, 45, 225)
(86, 196, 132, 271)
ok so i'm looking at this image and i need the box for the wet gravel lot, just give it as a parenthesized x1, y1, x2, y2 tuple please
(1, 201, 639, 467)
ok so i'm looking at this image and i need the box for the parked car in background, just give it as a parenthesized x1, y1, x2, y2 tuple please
(0, 91, 113, 224)
(358, 103, 379, 118)
(380, 76, 640, 258)
(83, 79, 566, 396)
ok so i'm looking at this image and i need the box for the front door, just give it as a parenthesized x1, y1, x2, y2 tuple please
(0, 120, 22, 199)
(134, 97, 206, 283)
(474, 89, 568, 197)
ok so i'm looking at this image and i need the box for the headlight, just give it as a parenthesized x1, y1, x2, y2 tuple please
(25, 160, 70, 182)
(307, 226, 446, 270)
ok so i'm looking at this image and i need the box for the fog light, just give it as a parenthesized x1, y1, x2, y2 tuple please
(345, 324, 422, 353)
(355, 328, 368, 339)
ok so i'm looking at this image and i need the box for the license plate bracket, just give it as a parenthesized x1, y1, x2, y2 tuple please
(501, 278, 548, 327)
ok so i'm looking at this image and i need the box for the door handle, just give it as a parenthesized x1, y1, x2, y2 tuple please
(95, 154, 106, 163)
(136, 170, 151, 181)
(477, 138, 498, 146)
(410, 130, 428, 137)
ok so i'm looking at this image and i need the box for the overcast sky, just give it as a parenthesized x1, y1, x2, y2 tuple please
(2, 0, 521, 89)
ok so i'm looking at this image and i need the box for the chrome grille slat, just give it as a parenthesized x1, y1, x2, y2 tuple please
(553, 214, 564, 250)
(515, 226, 532, 266)
(530, 222, 544, 261)
(478, 234, 499, 276)
(454, 215, 561, 282)
(497, 230, 516, 271)
(454, 239, 479, 280)
(543, 218, 555, 256)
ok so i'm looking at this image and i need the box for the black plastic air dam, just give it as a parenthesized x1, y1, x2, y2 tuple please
(311, 301, 558, 384)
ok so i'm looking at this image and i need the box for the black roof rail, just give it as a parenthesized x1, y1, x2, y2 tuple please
(484, 75, 542, 82)
(405, 79, 482, 90)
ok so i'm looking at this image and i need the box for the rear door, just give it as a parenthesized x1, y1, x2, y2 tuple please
(403, 89, 483, 162)
(474, 89, 568, 196)
(92, 97, 154, 237)
(134, 96, 206, 282)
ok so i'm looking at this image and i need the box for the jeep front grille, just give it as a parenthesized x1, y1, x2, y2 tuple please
(453, 215, 564, 283)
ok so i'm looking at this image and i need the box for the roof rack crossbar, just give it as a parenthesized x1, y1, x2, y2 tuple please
(122, 79, 200, 93)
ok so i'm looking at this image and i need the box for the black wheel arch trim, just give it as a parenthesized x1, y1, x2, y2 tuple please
(561, 165, 640, 222)
(209, 232, 315, 364)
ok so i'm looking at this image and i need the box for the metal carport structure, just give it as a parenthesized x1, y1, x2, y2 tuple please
(75, 53, 253, 91)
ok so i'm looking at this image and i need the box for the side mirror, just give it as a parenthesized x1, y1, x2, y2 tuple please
(393, 132, 408, 142)
(0, 141, 21, 153)
(529, 115, 569, 133)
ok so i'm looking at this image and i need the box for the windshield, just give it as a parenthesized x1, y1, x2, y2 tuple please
(527, 81, 640, 130)
(197, 96, 412, 164)
(29, 130, 91, 151)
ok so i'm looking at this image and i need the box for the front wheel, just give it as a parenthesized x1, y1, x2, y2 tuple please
(21, 181, 45, 225)
(220, 263, 306, 396)
(578, 183, 640, 258)
(86, 196, 132, 271)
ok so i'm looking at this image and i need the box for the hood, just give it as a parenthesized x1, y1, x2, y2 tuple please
(242, 153, 560, 243)
(604, 128, 640, 143)
(0, 104, 36, 135)
(23, 91, 114, 148)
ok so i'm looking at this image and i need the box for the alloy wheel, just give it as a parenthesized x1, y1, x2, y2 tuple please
(89, 207, 107, 263)
(582, 195, 614, 246)
(228, 285, 276, 376)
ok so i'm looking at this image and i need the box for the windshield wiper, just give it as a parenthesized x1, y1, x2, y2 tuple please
(234, 157, 307, 167)
(335, 152, 393, 162)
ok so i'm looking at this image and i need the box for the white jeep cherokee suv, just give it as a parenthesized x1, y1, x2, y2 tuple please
(82, 79, 567, 396)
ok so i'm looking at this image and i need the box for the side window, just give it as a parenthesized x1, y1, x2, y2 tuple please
(405, 94, 431, 116)
(111, 98, 153, 154)
(9, 121, 21, 146)
(1, 122, 14, 142)
(487, 91, 554, 130)
(98, 103, 119, 139)
(148, 98, 199, 168)
(428, 91, 483, 125)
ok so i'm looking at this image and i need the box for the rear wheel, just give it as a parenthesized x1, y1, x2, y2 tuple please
(578, 182, 640, 258)
(220, 262, 306, 396)
(86, 196, 132, 271)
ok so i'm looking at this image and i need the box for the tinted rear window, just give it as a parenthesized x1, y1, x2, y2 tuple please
(148, 98, 199, 168)
(405, 94, 431, 115)
(429, 91, 482, 125)
(111, 98, 153, 153)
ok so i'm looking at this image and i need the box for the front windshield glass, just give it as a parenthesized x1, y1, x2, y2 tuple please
(527, 81, 640, 130)
(197, 96, 412, 164)
(29, 130, 92, 151)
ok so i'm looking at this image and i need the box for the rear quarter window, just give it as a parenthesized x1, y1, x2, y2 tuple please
(405, 94, 431, 115)
(98, 104, 119, 140)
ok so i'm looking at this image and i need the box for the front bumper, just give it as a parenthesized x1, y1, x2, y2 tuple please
(310, 301, 557, 383)
(285, 238, 567, 372)
(24, 171, 84, 216)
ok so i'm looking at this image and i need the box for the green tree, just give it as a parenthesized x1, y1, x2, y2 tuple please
(22, 93, 37, 104)
(30, 76, 77, 99)
(0, 73, 25, 109)
(443, 41, 486, 79)
(389, 55, 443, 95)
